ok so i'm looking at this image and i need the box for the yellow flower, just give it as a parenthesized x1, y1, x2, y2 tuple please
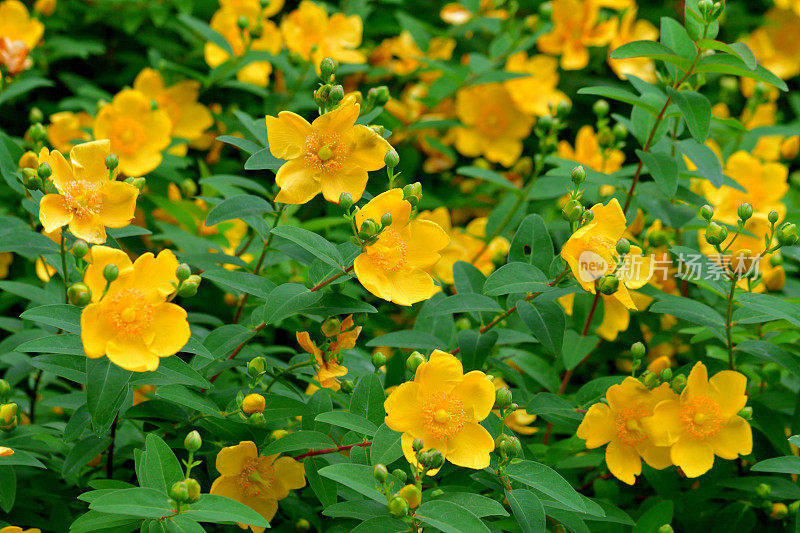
(133, 384, 156, 405)
(454, 83, 533, 167)
(701, 151, 788, 225)
(577, 378, 677, 485)
(80, 246, 190, 372)
(558, 125, 624, 175)
(384, 350, 495, 471)
(0, 0, 44, 50)
(504, 52, 570, 117)
(417, 207, 509, 284)
(371, 30, 455, 78)
(608, 8, 659, 82)
(266, 96, 392, 204)
(440, 1, 507, 24)
(204, 0, 283, 87)
(560, 198, 653, 310)
(744, 8, 800, 80)
(46, 111, 93, 153)
(33, 0, 55, 15)
(281, 1, 365, 69)
(0, 252, 11, 279)
(354, 189, 449, 306)
(0, 446, 13, 457)
(37, 140, 139, 244)
(537, 0, 617, 70)
(296, 315, 361, 390)
(93, 89, 172, 177)
(0, 527, 41, 533)
(209, 441, 305, 532)
(643, 362, 752, 478)
(133, 68, 214, 145)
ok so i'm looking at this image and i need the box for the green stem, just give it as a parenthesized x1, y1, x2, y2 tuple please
(726, 274, 737, 370)
(60, 230, 68, 303)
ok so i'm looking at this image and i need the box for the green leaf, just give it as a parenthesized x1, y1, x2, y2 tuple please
(609, 40, 692, 70)
(318, 463, 402, 503)
(577, 86, 661, 116)
(86, 358, 132, 436)
(244, 147, 284, 170)
(370, 424, 403, 466)
(508, 214, 555, 272)
(695, 54, 788, 92)
(636, 149, 678, 197)
(433, 493, 509, 518)
(677, 138, 723, 186)
(201, 269, 275, 299)
(215, 136, 261, 155)
(426, 293, 503, 316)
(256, 283, 322, 325)
(89, 487, 175, 519)
(155, 384, 222, 417)
(0, 77, 54, 106)
(0, 450, 45, 469)
(685, 0, 718, 40)
(483, 262, 549, 296)
(697, 39, 756, 70)
(17, 333, 85, 355)
(261, 394, 313, 418)
(736, 339, 800, 377)
(303, 293, 377, 315)
(182, 494, 270, 527)
(737, 293, 800, 327)
(205, 195, 273, 227)
(649, 295, 726, 341)
(415, 500, 490, 533)
(0, 280, 59, 305)
(351, 373, 386, 427)
(260, 430, 335, 455)
(20, 304, 82, 334)
(0, 465, 15, 513)
(314, 411, 378, 435)
(63, 435, 111, 477)
(271, 226, 344, 270)
(751, 456, 800, 474)
(163, 515, 205, 533)
(632, 500, 673, 533)
(70, 511, 143, 533)
(505, 461, 587, 513)
(323, 500, 386, 520)
(140, 434, 184, 495)
(177, 13, 232, 55)
(305, 456, 337, 508)
(562, 331, 599, 370)
(517, 299, 565, 355)
(667, 87, 711, 142)
(367, 330, 445, 351)
(28, 353, 86, 383)
(456, 166, 519, 191)
(505, 489, 546, 533)
(457, 329, 498, 372)
(351, 517, 408, 533)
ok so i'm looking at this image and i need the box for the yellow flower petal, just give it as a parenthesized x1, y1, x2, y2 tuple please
(670, 437, 715, 478)
(80, 303, 113, 357)
(384, 381, 423, 433)
(83, 246, 133, 300)
(71, 139, 112, 183)
(266, 112, 313, 160)
(355, 188, 411, 230)
(641, 399, 682, 447)
(640, 444, 672, 470)
(98, 181, 138, 228)
(451, 371, 495, 422)
(353, 253, 393, 301)
(446, 422, 494, 469)
(216, 441, 258, 476)
(274, 158, 322, 205)
(38, 194, 72, 233)
(414, 350, 463, 394)
(271, 456, 306, 491)
(385, 267, 438, 306)
(145, 303, 190, 356)
(319, 164, 368, 204)
(710, 415, 752, 460)
(605, 440, 640, 485)
(106, 337, 160, 372)
(69, 214, 107, 244)
(576, 402, 615, 448)
(403, 220, 450, 269)
(708, 370, 747, 419)
(130, 249, 179, 299)
(347, 124, 392, 171)
(312, 99, 359, 134)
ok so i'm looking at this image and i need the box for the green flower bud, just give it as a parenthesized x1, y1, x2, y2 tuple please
(737, 203, 753, 222)
(380, 213, 393, 228)
(180, 178, 197, 198)
(738, 406, 753, 420)
(321, 317, 342, 337)
(105, 154, 119, 172)
(596, 274, 619, 295)
(319, 57, 337, 80)
(329, 85, 344, 105)
(103, 263, 119, 283)
(371, 351, 387, 368)
(768, 210, 780, 224)
(338, 191, 353, 209)
(592, 99, 610, 117)
(373, 463, 388, 482)
(649, 230, 667, 247)
(556, 100, 571, 117)
(420, 448, 444, 470)
(184, 430, 202, 453)
(406, 351, 425, 373)
(28, 123, 46, 142)
(185, 478, 201, 502)
(756, 483, 772, 498)
(340, 380, 354, 393)
(249, 412, 266, 425)
(499, 435, 522, 458)
(612, 123, 628, 141)
(659, 368, 673, 381)
(770, 253, 783, 267)
(237, 15, 250, 29)
(170, 481, 190, 503)
(353, 313, 369, 326)
(384, 149, 400, 168)
(22, 168, 41, 191)
(177, 275, 201, 297)
(314, 84, 331, 107)
(368, 86, 390, 106)
(657, 526, 674, 533)
(359, 218, 379, 240)
(295, 518, 311, 532)
(778, 223, 798, 247)
(570, 165, 586, 185)
(537, 114, 554, 130)
(71, 240, 89, 259)
(643, 371, 659, 389)
(495, 387, 513, 408)
(616, 238, 631, 255)
(176, 263, 191, 282)
(700, 204, 714, 221)
(704, 222, 728, 246)
(388, 496, 409, 517)
(37, 162, 52, 180)
(29, 107, 43, 124)
(412, 438, 424, 452)
(671, 374, 687, 393)
(770, 502, 788, 520)
(0, 379, 9, 400)
(0, 403, 17, 424)
(562, 198, 584, 223)
(247, 356, 267, 377)
(597, 128, 615, 148)
(124, 176, 146, 190)
(68, 283, 92, 306)
(582, 209, 594, 224)
(631, 342, 646, 359)
(392, 468, 407, 482)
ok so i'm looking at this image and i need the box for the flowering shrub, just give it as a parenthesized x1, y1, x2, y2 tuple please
(2, 0, 800, 531)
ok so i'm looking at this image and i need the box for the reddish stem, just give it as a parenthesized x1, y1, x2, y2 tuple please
(293, 441, 371, 460)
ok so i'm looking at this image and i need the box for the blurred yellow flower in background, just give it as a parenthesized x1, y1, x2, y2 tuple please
(0, 0, 44, 50)
(558, 125, 624, 174)
(537, 0, 617, 70)
(47, 111, 93, 153)
(504, 52, 570, 117)
(608, 8, 658, 82)
(281, 1, 365, 69)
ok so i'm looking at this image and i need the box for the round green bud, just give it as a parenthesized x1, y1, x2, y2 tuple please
(249, 412, 266, 425)
(295, 518, 311, 532)
(359, 218, 379, 239)
(176, 263, 191, 282)
(770, 502, 788, 520)
(720, 76, 738, 94)
(105, 154, 119, 172)
(412, 438, 424, 452)
(373, 463, 389, 482)
(631, 342, 646, 359)
(184, 430, 202, 452)
(371, 351, 387, 368)
(616, 238, 631, 255)
(570, 164, 587, 185)
(657, 525, 674, 533)
(68, 283, 92, 306)
(28, 123, 46, 142)
(582, 210, 595, 224)
(381, 213, 393, 228)
(0, 379, 10, 399)
(756, 483, 772, 499)
(71, 240, 89, 259)
(500, 436, 522, 458)
(29, 107, 43, 124)
(593, 99, 610, 117)
(538, 1, 552, 18)
(338, 191, 353, 209)
(659, 368, 673, 381)
(700, 204, 714, 221)
(597, 274, 619, 295)
(180, 179, 197, 198)
(704, 222, 728, 246)
(407, 352, 425, 373)
(597, 128, 615, 148)
(556, 100, 571, 117)
(538, 114, 554, 130)
(422, 448, 444, 470)
(612, 123, 628, 140)
(768, 210, 780, 224)
(177, 275, 201, 297)
(778, 223, 798, 247)
(737, 203, 753, 222)
(495, 387, 513, 408)
(697, 0, 713, 16)
(738, 406, 753, 420)
(353, 313, 369, 326)
(329, 84, 344, 104)
(185, 478, 201, 502)
(0, 403, 18, 424)
(37, 162, 52, 180)
(103, 263, 119, 283)
(671, 374, 687, 394)
(369, 86, 390, 106)
(384, 149, 400, 168)
(388, 496, 409, 517)
(643, 371, 659, 389)
(319, 57, 337, 80)
(247, 356, 267, 377)
(649, 230, 667, 247)
(392, 468, 408, 483)
(770, 253, 783, 267)
(169, 481, 190, 503)
(321, 317, 341, 337)
(22, 168, 41, 191)
(340, 380, 355, 394)
(237, 15, 249, 29)
(562, 199, 584, 223)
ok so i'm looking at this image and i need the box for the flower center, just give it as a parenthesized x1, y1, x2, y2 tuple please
(614, 407, 650, 447)
(111, 118, 146, 156)
(366, 229, 408, 272)
(477, 105, 508, 137)
(421, 391, 465, 440)
(62, 180, 102, 219)
(237, 459, 273, 497)
(105, 288, 154, 337)
(680, 396, 723, 440)
(304, 132, 345, 175)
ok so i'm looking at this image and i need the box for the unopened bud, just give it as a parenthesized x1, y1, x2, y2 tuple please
(612, 123, 628, 140)
(597, 128, 615, 148)
(756, 483, 772, 498)
(368, 86, 390, 106)
(71, 240, 89, 259)
(184, 430, 202, 452)
(412, 438, 424, 452)
(37, 162, 51, 180)
(28, 123, 46, 142)
(249, 412, 266, 425)
(596, 274, 619, 295)
(340, 380, 354, 393)
(781, 136, 799, 160)
(738, 406, 753, 420)
(184, 478, 200, 502)
(373, 464, 388, 482)
(659, 368, 673, 381)
(406, 351, 425, 373)
(770, 502, 788, 520)
(631, 342, 646, 359)
(68, 283, 92, 306)
(384, 149, 400, 168)
(0, 403, 18, 424)
(338, 192, 353, 209)
(778, 223, 798, 247)
(537, 115, 554, 131)
(358, 219, 379, 240)
(392, 468, 407, 482)
(247, 357, 267, 377)
(103, 264, 119, 283)
(737, 203, 753, 222)
(371, 351, 387, 368)
(319, 57, 337, 80)
(0, 379, 9, 399)
(657, 526, 674, 533)
(768, 210, 780, 224)
(556, 100, 571, 117)
(616, 238, 630, 255)
(329, 85, 344, 105)
(700, 204, 714, 221)
(105, 154, 119, 172)
(321, 317, 342, 337)
(176, 263, 191, 282)
(29, 107, 43, 123)
(177, 275, 201, 297)
(495, 387, 513, 408)
(592, 99, 609, 117)
(704, 222, 727, 246)
(643, 371, 659, 389)
(237, 15, 249, 29)
(170, 481, 190, 503)
(295, 518, 311, 532)
(420, 448, 445, 470)
(499, 435, 522, 458)
(388, 496, 409, 517)
(570, 165, 586, 185)
(562, 199, 584, 223)
(242, 393, 266, 414)
(398, 484, 422, 509)
(582, 209, 594, 224)
(671, 374, 687, 393)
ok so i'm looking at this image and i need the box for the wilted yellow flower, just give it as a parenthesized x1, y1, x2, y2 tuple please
(608, 8, 659, 82)
(281, 1, 365, 68)
(354, 189, 449, 306)
(561, 198, 653, 310)
(537, 0, 617, 70)
(643, 362, 752, 478)
(37, 140, 139, 244)
(385, 350, 495, 472)
(210, 441, 305, 532)
(46, 111, 93, 153)
(454, 83, 533, 167)
(504, 52, 570, 117)
(417, 207, 509, 284)
(204, 0, 282, 87)
(266, 96, 392, 204)
(80, 246, 190, 372)
(577, 378, 676, 484)
(94, 89, 172, 176)
(296, 315, 361, 390)
(558, 125, 624, 174)
(0, 0, 44, 51)
(133, 68, 214, 145)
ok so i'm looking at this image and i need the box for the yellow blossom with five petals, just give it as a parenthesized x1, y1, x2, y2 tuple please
(537, 0, 617, 70)
(0, 0, 44, 51)
(281, 1, 365, 69)
(503, 52, 570, 117)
